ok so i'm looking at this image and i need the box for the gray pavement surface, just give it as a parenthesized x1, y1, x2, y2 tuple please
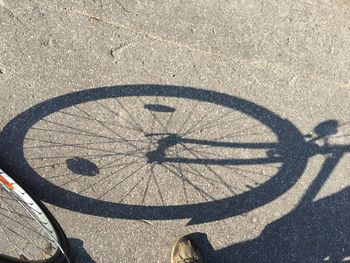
(1, 0, 350, 262)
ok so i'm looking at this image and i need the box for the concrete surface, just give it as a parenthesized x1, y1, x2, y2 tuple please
(0, 0, 350, 262)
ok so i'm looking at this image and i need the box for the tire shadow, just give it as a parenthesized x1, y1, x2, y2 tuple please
(0, 85, 308, 223)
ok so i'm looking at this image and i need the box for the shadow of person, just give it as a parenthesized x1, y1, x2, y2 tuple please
(69, 238, 96, 263)
(213, 186, 350, 263)
(200, 120, 350, 263)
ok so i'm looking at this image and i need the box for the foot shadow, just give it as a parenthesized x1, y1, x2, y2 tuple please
(69, 238, 96, 263)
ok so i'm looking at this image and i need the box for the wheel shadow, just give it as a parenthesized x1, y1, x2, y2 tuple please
(0, 84, 308, 224)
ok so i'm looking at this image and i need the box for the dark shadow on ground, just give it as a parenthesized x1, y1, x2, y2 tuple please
(69, 238, 96, 263)
(197, 187, 350, 263)
(191, 150, 350, 262)
(0, 85, 348, 262)
(0, 85, 309, 223)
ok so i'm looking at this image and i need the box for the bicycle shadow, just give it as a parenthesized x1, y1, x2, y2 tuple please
(0, 84, 309, 224)
(0, 85, 348, 262)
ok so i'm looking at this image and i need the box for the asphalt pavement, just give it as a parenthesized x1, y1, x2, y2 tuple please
(1, 0, 350, 262)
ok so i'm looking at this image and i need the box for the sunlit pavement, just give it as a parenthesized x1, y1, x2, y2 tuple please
(1, 1, 350, 262)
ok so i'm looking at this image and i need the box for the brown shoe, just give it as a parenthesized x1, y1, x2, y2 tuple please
(171, 235, 204, 263)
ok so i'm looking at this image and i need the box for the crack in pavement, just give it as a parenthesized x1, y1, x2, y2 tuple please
(27, 0, 350, 89)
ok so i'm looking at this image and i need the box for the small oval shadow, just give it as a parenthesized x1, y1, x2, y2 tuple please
(144, 104, 175, 113)
(66, 157, 99, 176)
(314, 120, 338, 138)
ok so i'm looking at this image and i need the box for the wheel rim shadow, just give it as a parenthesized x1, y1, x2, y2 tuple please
(0, 85, 308, 224)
